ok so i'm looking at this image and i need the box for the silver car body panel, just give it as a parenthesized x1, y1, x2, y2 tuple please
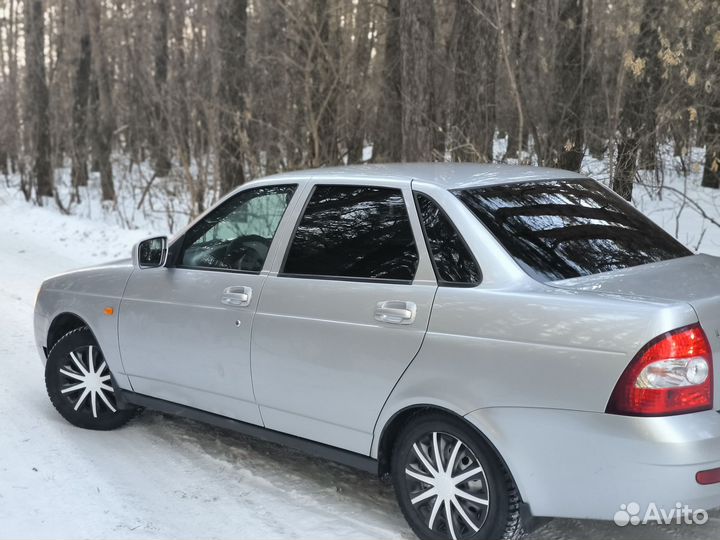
(118, 266, 268, 424)
(116, 179, 310, 424)
(372, 286, 696, 425)
(33, 164, 720, 521)
(551, 253, 720, 408)
(252, 180, 438, 454)
(33, 261, 135, 388)
(464, 407, 720, 519)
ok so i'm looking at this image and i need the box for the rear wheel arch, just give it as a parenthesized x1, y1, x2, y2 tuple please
(377, 405, 515, 482)
(384, 406, 540, 538)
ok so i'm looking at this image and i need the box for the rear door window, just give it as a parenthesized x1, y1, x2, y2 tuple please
(282, 185, 419, 282)
(454, 179, 691, 281)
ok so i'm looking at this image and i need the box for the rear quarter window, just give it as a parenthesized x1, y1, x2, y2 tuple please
(415, 193, 481, 286)
(453, 179, 691, 282)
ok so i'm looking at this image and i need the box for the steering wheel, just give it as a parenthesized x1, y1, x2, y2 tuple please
(222, 235, 271, 271)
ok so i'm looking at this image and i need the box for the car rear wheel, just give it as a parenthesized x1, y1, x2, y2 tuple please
(45, 327, 135, 430)
(391, 413, 524, 540)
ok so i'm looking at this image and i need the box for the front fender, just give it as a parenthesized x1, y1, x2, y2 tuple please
(34, 261, 135, 389)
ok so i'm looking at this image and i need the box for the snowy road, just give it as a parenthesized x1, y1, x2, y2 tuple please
(1, 191, 719, 539)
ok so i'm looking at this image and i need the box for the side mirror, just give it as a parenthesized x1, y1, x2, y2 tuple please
(134, 236, 168, 269)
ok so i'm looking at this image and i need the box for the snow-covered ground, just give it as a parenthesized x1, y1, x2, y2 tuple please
(582, 144, 720, 256)
(2, 155, 720, 539)
(0, 189, 411, 539)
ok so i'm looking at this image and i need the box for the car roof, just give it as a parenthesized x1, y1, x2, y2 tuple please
(255, 163, 588, 191)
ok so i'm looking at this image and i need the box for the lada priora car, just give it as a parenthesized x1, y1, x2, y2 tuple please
(35, 164, 720, 539)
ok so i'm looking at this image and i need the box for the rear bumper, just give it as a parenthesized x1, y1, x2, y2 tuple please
(464, 407, 720, 520)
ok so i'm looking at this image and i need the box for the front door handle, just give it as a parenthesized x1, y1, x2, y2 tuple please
(375, 301, 417, 325)
(221, 286, 252, 307)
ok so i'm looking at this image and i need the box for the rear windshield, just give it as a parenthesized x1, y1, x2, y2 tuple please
(454, 179, 691, 282)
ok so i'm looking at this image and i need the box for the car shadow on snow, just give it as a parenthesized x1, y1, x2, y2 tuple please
(132, 411, 414, 538)
(131, 411, 720, 540)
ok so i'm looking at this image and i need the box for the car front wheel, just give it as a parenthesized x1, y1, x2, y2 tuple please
(391, 413, 524, 540)
(45, 327, 135, 430)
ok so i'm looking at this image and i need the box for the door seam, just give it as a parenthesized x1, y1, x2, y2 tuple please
(368, 283, 440, 456)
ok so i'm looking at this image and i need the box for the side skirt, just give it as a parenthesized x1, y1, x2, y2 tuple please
(118, 390, 379, 475)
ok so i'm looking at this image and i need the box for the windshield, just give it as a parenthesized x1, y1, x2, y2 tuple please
(454, 179, 692, 282)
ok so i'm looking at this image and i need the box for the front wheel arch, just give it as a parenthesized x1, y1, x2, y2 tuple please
(46, 312, 91, 352)
(45, 326, 135, 429)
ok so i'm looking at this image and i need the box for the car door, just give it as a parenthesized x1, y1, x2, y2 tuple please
(118, 183, 300, 424)
(251, 182, 438, 454)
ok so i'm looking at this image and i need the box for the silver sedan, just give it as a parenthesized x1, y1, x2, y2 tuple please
(34, 164, 720, 540)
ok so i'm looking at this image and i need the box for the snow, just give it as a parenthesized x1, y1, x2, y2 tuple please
(2, 157, 720, 538)
(583, 144, 720, 256)
(493, 137, 720, 257)
(0, 188, 410, 539)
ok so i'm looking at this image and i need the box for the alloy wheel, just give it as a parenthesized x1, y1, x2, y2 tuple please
(404, 431, 490, 540)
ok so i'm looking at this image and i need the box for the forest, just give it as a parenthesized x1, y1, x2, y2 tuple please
(2, 0, 720, 220)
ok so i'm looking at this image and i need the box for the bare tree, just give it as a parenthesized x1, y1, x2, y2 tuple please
(500, 0, 531, 160)
(551, 0, 588, 172)
(86, 0, 115, 201)
(306, 0, 339, 167)
(612, 0, 663, 200)
(216, 0, 248, 194)
(24, 0, 53, 201)
(374, 0, 402, 163)
(346, 1, 375, 164)
(150, 0, 171, 177)
(449, 0, 498, 162)
(251, 0, 290, 175)
(700, 3, 720, 189)
(3, 0, 719, 245)
(70, 0, 91, 192)
(702, 100, 720, 189)
(170, 0, 190, 167)
(0, 0, 21, 176)
(399, 0, 435, 161)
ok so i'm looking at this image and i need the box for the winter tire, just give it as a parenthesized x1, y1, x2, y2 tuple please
(45, 327, 135, 430)
(391, 413, 524, 540)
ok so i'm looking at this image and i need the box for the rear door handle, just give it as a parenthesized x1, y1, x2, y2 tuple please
(375, 301, 417, 325)
(221, 286, 252, 307)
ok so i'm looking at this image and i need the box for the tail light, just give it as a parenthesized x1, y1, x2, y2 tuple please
(606, 324, 713, 416)
(697, 467, 720, 485)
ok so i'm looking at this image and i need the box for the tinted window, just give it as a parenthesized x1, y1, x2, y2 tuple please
(283, 185, 419, 281)
(416, 194, 481, 285)
(180, 185, 296, 272)
(454, 179, 691, 282)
